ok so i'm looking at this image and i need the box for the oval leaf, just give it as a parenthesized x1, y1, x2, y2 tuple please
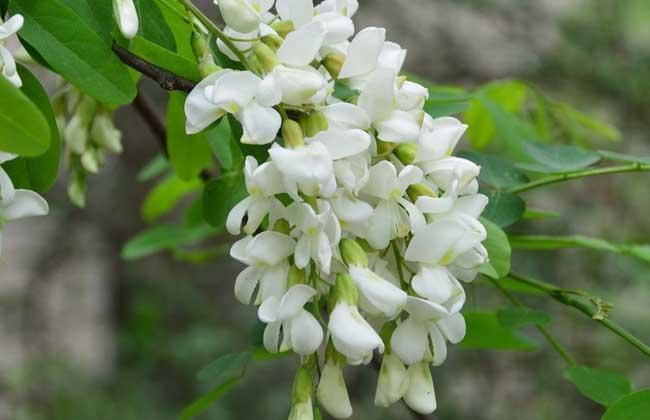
(497, 307, 551, 329)
(203, 171, 247, 228)
(459, 151, 529, 190)
(461, 312, 538, 351)
(0, 75, 50, 156)
(564, 366, 632, 407)
(481, 190, 526, 228)
(602, 389, 650, 420)
(479, 218, 511, 279)
(518, 142, 601, 174)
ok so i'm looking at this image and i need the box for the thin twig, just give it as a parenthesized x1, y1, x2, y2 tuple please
(112, 42, 197, 93)
(508, 273, 650, 357)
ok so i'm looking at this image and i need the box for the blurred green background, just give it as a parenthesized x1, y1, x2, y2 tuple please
(1, 0, 649, 419)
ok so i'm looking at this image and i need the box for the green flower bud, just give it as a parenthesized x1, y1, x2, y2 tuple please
(191, 31, 210, 60)
(64, 96, 97, 154)
(253, 42, 279, 73)
(291, 366, 313, 405)
(340, 238, 368, 267)
(394, 143, 418, 165)
(246, 55, 266, 77)
(80, 148, 101, 174)
(333, 274, 359, 306)
(271, 20, 295, 38)
(68, 171, 87, 208)
(273, 219, 291, 235)
(322, 53, 345, 79)
(376, 139, 396, 157)
(282, 119, 305, 148)
(299, 111, 329, 138)
(261, 34, 284, 52)
(407, 183, 437, 202)
(91, 111, 123, 154)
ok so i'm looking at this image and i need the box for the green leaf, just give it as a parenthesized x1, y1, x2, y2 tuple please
(202, 171, 247, 228)
(180, 377, 240, 420)
(598, 150, 650, 165)
(554, 102, 621, 143)
(130, 36, 201, 82)
(197, 352, 252, 384)
(58, 0, 114, 43)
(602, 389, 650, 420)
(517, 142, 602, 174)
(13, 0, 137, 105)
(461, 312, 538, 351)
(564, 366, 632, 407)
(134, 0, 176, 51)
(495, 276, 546, 296)
(206, 118, 240, 171)
(137, 154, 169, 182)
(3, 65, 60, 191)
(497, 307, 551, 329)
(141, 175, 202, 223)
(481, 190, 526, 228)
(121, 223, 217, 260)
(1, 0, 8, 16)
(423, 87, 473, 117)
(167, 92, 213, 180)
(479, 218, 511, 279)
(0, 75, 50, 156)
(459, 151, 529, 190)
(463, 80, 530, 150)
(522, 208, 560, 220)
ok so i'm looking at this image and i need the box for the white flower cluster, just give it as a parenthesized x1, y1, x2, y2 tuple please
(0, 152, 49, 256)
(0, 14, 24, 88)
(186, 0, 489, 417)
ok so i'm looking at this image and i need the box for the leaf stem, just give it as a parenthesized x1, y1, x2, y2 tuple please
(488, 277, 576, 365)
(391, 241, 407, 290)
(507, 163, 650, 194)
(508, 273, 650, 357)
(179, 0, 252, 69)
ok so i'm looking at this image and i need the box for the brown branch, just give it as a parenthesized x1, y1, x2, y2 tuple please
(112, 42, 197, 93)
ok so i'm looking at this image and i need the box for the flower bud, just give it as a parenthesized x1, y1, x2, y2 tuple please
(299, 111, 329, 138)
(403, 362, 437, 414)
(273, 219, 291, 235)
(282, 119, 305, 148)
(375, 353, 409, 408)
(339, 238, 368, 268)
(253, 42, 279, 73)
(289, 366, 314, 420)
(317, 359, 353, 419)
(64, 96, 97, 155)
(271, 20, 295, 38)
(407, 183, 436, 202)
(113, 0, 139, 39)
(80, 148, 101, 174)
(332, 274, 359, 306)
(68, 172, 86, 208)
(216, 0, 260, 33)
(191, 31, 210, 59)
(394, 143, 417, 165)
(91, 111, 123, 154)
(322, 53, 345, 79)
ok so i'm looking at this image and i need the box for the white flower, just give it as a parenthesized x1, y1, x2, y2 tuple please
(329, 301, 384, 365)
(348, 265, 406, 318)
(411, 265, 466, 314)
(113, 0, 139, 39)
(230, 232, 296, 305)
(329, 190, 373, 238)
(226, 157, 286, 235)
(404, 362, 437, 415)
(215, 0, 273, 33)
(288, 398, 313, 420)
(316, 359, 353, 419)
(333, 153, 370, 194)
(269, 142, 336, 198)
(361, 161, 425, 250)
(414, 116, 467, 163)
(375, 352, 409, 408)
(315, 0, 359, 17)
(421, 156, 480, 192)
(321, 102, 371, 131)
(0, 156, 49, 255)
(184, 69, 281, 144)
(338, 27, 386, 80)
(258, 284, 323, 355)
(0, 14, 24, 87)
(397, 81, 429, 111)
(276, 0, 314, 28)
(288, 201, 341, 274)
(390, 297, 466, 366)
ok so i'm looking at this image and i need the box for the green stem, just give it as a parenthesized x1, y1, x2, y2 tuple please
(179, 0, 252, 69)
(488, 277, 576, 365)
(391, 241, 407, 290)
(158, 0, 191, 22)
(508, 273, 650, 357)
(507, 163, 650, 194)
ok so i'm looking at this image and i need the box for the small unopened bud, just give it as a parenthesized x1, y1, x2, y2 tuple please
(64, 96, 97, 155)
(261, 34, 284, 52)
(340, 238, 368, 268)
(191, 31, 210, 59)
(322, 53, 345, 79)
(113, 0, 139, 39)
(407, 184, 436, 202)
(271, 20, 295, 38)
(68, 172, 87, 208)
(288, 265, 307, 287)
(394, 143, 417, 164)
(282, 119, 305, 148)
(273, 219, 290, 235)
(246, 55, 266, 76)
(376, 140, 396, 157)
(217, 0, 260, 33)
(91, 111, 123, 154)
(299, 111, 329, 138)
(81, 149, 101, 174)
(253, 42, 278, 73)
(333, 274, 359, 306)
(317, 358, 353, 419)
(290, 366, 313, 415)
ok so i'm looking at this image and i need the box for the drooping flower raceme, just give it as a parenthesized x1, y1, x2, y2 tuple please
(185, 1, 489, 417)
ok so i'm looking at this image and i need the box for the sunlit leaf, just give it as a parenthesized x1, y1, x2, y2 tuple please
(141, 175, 202, 223)
(134, 0, 176, 51)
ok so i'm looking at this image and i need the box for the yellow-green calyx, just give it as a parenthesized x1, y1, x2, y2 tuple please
(271, 20, 295, 38)
(261, 34, 284, 52)
(322, 53, 345, 79)
(288, 265, 307, 287)
(282, 119, 305, 148)
(394, 143, 418, 165)
(273, 219, 291, 235)
(253, 42, 279, 73)
(340, 238, 369, 267)
(333, 274, 359, 306)
(407, 183, 437, 202)
(291, 365, 313, 405)
(299, 111, 329, 138)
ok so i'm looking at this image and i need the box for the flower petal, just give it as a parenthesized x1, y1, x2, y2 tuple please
(278, 285, 317, 320)
(404, 362, 437, 415)
(391, 317, 428, 365)
(358, 68, 395, 122)
(234, 265, 261, 304)
(226, 196, 253, 235)
(309, 128, 371, 160)
(239, 101, 282, 145)
(276, 0, 314, 28)
(339, 27, 386, 79)
(322, 103, 371, 130)
(0, 166, 16, 205)
(3, 190, 49, 220)
(247, 231, 296, 265)
(277, 21, 326, 67)
(375, 352, 409, 407)
(263, 321, 282, 353)
(437, 312, 466, 344)
(289, 310, 324, 355)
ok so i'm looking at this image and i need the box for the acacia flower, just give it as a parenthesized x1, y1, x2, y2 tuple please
(113, 0, 139, 39)
(0, 14, 24, 87)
